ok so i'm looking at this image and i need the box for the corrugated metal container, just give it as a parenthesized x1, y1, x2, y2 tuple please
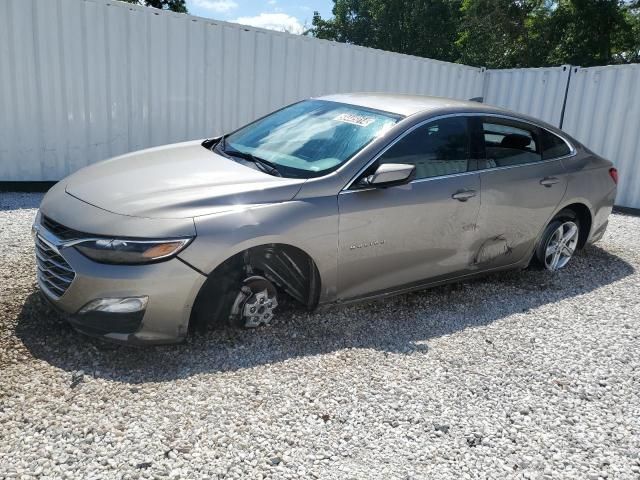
(562, 65, 640, 209)
(483, 66, 571, 127)
(0, 0, 484, 181)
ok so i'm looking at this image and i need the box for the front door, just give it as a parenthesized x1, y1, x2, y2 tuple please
(337, 116, 481, 300)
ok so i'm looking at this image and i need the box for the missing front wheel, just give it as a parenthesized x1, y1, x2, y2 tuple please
(230, 276, 278, 328)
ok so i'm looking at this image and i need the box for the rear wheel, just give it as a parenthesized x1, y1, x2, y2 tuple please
(534, 210, 580, 271)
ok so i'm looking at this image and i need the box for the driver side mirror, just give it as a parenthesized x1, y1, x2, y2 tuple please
(363, 163, 416, 188)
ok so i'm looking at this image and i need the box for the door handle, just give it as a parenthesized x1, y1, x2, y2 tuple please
(451, 190, 477, 202)
(540, 176, 560, 187)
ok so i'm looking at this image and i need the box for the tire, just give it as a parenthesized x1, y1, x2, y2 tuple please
(533, 209, 581, 271)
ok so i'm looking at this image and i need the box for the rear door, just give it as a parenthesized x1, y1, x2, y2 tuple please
(472, 116, 568, 269)
(337, 116, 481, 300)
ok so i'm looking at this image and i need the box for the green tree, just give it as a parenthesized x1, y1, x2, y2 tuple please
(630, 1, 640, 62)
(545, 0, 636, 66)
(455, 0, 639, 67)
(119, 0, 188, 13)
(310, 0, 462, 62)
(455, 0, 548, 68)
(311, 0, 640, 68)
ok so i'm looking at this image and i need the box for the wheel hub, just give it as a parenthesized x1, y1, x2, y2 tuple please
(231, 276, 278, 328)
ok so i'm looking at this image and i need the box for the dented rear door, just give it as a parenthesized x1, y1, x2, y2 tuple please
(472, 116, 567, 270)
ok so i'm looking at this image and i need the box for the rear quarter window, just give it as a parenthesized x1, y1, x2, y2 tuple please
(541, 130, 572, 159)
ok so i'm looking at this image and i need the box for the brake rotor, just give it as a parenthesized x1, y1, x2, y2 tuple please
(230, 276, 278, 328)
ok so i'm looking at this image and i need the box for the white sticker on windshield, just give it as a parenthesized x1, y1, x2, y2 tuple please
(334, 113, 376, 127)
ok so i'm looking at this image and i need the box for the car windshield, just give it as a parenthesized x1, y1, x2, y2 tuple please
(221, 100, 402, 178)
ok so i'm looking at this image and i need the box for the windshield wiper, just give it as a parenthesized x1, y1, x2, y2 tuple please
(208, 134, 227, 153)
(223, 148, 282, 177)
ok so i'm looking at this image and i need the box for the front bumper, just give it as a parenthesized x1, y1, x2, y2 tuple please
(39, 290, 145, 338)
(33, 207, 206, 344)
(37, 243, 206, 344)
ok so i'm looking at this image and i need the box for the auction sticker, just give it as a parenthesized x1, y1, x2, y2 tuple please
(334, 113, 375, 127)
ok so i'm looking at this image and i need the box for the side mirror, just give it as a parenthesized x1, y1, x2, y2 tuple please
(365, 163, 415, 187)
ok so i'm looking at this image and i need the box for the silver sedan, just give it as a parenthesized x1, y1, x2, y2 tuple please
(34, 94, 618, 344)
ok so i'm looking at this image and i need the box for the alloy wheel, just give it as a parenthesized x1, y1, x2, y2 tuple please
(544, 221, 579, 271)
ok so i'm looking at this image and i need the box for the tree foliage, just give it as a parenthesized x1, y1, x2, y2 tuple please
(312, 0, 462, 62)
(118, 0, 188, 13)
(310, 0, 640, 68)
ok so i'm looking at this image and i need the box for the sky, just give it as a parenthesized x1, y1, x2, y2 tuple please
(185, 0, 334, 34)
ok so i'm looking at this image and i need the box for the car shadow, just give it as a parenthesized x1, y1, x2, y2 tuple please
(13, 245, 634, 384)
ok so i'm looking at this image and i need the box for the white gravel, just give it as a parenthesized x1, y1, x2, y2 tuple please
(1, 192, 639, 479)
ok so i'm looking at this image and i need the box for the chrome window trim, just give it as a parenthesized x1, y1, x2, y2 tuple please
(341, 112, 576, 192)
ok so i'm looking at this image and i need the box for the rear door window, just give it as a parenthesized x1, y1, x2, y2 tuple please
(481, 118, 541, 168)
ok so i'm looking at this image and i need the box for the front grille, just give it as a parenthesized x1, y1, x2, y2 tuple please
(35, 235, 75, 298)
(41, 215, 85, 241)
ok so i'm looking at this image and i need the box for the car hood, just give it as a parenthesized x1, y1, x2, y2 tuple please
(64, 140, 306, 218)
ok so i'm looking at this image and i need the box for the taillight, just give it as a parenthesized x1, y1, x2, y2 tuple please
(609, 167, 618, 185)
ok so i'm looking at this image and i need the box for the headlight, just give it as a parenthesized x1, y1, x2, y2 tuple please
(74, 238, 192, 265)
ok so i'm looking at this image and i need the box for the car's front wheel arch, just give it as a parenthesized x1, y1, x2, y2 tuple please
(188, 243, 321, 333)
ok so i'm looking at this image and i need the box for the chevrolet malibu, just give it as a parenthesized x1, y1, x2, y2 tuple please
(33, 94, 618, 344)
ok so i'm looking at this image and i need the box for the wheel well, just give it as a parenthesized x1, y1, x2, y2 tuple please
(559, 203, 592, 249)
(189, 244, 321, 332)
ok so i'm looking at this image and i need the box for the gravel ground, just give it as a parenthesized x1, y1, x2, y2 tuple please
(1, 192, 639, 480)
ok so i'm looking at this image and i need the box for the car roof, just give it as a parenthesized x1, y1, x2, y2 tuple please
(316, 92, 488, 117)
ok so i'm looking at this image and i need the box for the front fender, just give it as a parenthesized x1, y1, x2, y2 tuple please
(178, 198, 339, 303)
